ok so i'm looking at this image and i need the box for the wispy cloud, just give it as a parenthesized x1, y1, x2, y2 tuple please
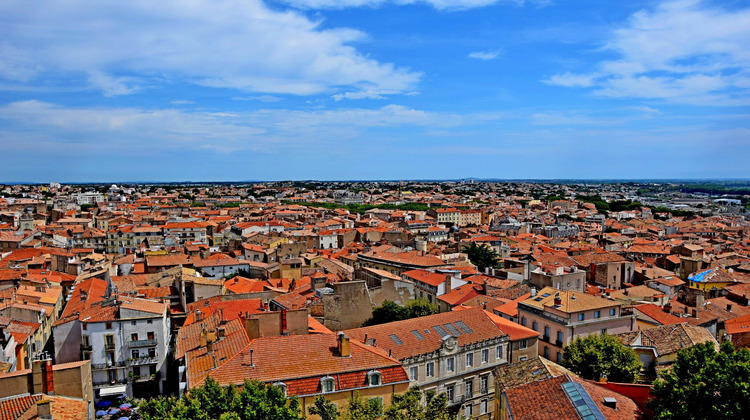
(544, 0, 750, 105)
(468, 49, 502, 60)
(231, 95, 284, 103)
(0, 0, 419, 98)
(277, 0, 546, 12)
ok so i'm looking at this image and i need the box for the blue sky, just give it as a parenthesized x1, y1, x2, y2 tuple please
(0, 0, 748, 182)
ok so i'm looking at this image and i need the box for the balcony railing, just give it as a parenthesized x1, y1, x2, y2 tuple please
(128, 356, 159, 366)
(104, 342, 116, 350)
(542, 335, 550, 342)
(555, 339, 563, 347)
(93, 378, 128, 388)
(128, 339, 157, 348)
(92, 361, 127, 370)
(80, 343, 93, 351)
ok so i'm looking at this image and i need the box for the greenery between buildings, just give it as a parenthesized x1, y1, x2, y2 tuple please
(281, 201, 434, 214)
(562, 333, 642, 383)
(649, 341, 750, 420)
(461, 242, 500, 273)
(363, 298, 439, 327)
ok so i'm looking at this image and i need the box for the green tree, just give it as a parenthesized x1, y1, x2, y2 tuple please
(562, 333, 642, 383)
(308, 395, 339, 420)
(138, 377, 302, 420)
(383, 387, 455, 420)
(342, 393, 383, 420)
(364, 300, 407, 326)
(404, 298, 438, 318)
(649, 341, 750, 420)
(462, 242, 500, 272)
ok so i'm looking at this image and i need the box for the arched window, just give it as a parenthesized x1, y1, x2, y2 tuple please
(273, 382, 287, 397)
(321, 376, 335, 393)
(367, 370, 382, 386)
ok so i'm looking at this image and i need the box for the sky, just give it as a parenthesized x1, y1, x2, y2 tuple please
(0, 0, 749, 182)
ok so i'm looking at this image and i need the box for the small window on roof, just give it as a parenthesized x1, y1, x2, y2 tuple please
(321, 376, 335, 393)
(367, 370, 382, 386)
(273, 382, 287, 397)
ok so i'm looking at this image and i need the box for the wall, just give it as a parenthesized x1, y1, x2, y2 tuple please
(322, 281, 373, 331)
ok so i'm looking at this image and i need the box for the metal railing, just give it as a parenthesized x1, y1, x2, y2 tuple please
(128, 339, 157, 348)
(93, 378, 128, 387)
(128, 356, 159, 366)
(92, 361, 126, 370)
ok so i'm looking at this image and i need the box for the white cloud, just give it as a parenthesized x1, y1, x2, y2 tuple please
(278, 0, 542, 11)
(0, 101, 491, 154)
(468, 50, 502, 60)
(231, 95, 284, 102)
(542, 72, 596, 87)
(0, 0, 419, 97)
(545, 0, 750, 105)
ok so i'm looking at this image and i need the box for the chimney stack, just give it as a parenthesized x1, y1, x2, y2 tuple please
(554, 293, 562, 306)
(337, 332, 351, 357)
(444, 275, 452, 294)
(37, 400, 52, 420)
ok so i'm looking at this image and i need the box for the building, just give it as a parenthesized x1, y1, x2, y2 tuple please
(53, 277, 170, 401)
(344, 307, 539, 419)
(203, 332, 410, 418)
(516, 287, 635, 363)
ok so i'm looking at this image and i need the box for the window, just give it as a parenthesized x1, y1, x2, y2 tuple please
(426, 362, 434, 377)
(82, 335, 90, 346)
(544, 326, 550, 338)
(557, 352, 562, 363)
(321, 376, 335, 393)
(466, 352, 474, 368)
(131, 320, 137, 326)
(480, 399, 488, 414)
(465, 379, 473, 398)
(481, 349, 488, 364)
(149, 365, 157, 376)
(105, 322, 112, 329)
(148, 347, 156, 358)
(147, 331, 155, 340)
(410, 366, 418, 381)
(273, 382, 287, 397)
(557, 331, 563, 344)
(131, 333, 138, 341)
(480, 375, 488, 394)
(578, 313, 584, 321)
(132, 350, 139, 359)
(446, 357, 455, 372)
(532, 321, 538, 331)
(464, 404, 472, 418)
(521, 317, 526, 327)
(601, 328, 608, 335)
(544, 346, 549, 358)
(519, 340, 527, 350)
(595, 310, 601, 319)
(367, 370, 382, 386)
(609, 308, 616, 316)
(82, 323, 87, 331)
(496, 345, 503, 360)
(446, 384, 454, 402)
(82, 351, 91, 360)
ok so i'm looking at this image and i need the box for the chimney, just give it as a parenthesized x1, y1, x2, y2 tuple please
(37, 400, 53, 420)
(554, 293, 562, 306)
(218, 327, 225, 339)
(199, 331, 207, 348)
(249, 349, 254, 367)
(692, 308, 698, 318)
(43, 359, 54, 395)
(281, 309, 288, 334)
(337, 332, 351, 357)
(444, 275, 452, 294)
(530, 287, 537, 297)
(727, 304, 732, 312)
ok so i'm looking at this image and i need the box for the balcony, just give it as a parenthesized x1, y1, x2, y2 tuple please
(541, 335, 550, 342)
(104, 342, 116, 350)
(93, 378, 128, 388)
(555, 339, 564, 347)
(128, 356, 159, 366)
(128, 339, 156, 348)
(80, 343, 93, 351)
(92, 361, 127, 370)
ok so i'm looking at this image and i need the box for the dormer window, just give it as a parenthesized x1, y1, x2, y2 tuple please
(321, 376, 335, 393)
(273, 382, 287, 397)
(367, 370, 382, 386)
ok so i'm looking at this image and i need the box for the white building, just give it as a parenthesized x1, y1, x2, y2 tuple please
(73, 192, 105, 205)
(53, 278, 170, 401)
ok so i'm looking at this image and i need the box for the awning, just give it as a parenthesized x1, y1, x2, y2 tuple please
(99, 384, 127, 397)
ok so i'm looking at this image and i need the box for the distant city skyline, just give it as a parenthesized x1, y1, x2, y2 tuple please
(1, 0, 748, 182)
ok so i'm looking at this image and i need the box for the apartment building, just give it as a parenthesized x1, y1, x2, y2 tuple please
(53, 277, 170, 401)
(345, 307, 539, 419)
(516, 287, 635, 363)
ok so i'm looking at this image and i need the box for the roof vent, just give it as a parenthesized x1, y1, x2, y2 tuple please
(603, 397, 617, 409)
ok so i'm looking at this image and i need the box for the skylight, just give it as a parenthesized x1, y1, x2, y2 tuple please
(388, 334, 403, 345)
(561, 381, 606, 420)
(455, 321, 473, 334)
(411, 330, 425, 341)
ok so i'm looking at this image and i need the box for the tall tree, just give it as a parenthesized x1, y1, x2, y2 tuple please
(461, 243, 499, 272)
(308, 395, 339, 420)
(649, 341, 750, 420)
(342, 393, 383, 420)
(383, 387, 456, 420)
(562, 333, 642, 383)
(138, 377, 302, 420)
